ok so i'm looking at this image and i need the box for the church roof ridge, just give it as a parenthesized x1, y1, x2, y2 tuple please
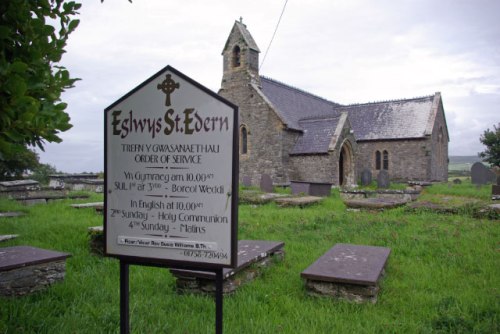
(260, 76, 340, 106)
(339, 94, 435, 108)
(299, 114, 341, 123)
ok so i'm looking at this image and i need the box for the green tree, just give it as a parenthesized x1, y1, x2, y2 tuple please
(0, 0, 80, 162)
(479, 123, 500, 168)
(0, 146, 40, 181)
(31, 162, 59, 184)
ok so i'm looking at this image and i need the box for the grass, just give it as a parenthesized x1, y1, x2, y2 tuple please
(0, 184, 499, 333)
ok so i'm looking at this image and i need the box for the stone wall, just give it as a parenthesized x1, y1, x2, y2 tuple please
(356, 139, 430, 182)
(0, 261, 66, 297)
(429, 101, 449, 181)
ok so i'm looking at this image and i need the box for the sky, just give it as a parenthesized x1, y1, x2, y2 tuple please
(37, 0, 500, 173)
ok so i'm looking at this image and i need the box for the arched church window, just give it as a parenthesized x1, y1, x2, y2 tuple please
(232, 45, 241, 68)
(383, 150, 389, 170)
(375, 151, 381, 170)
(240, 125, 248, 154)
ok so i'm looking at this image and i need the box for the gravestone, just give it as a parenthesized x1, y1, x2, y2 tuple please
(0, 246, 71, 296)
(453, 178, 462, 184)
(242, 176, 252, 187)
(360, 169, 372, 186)
(376, 170, 390, 189)
(471, 162, 496, 185)
(259, 174, 273, 193)
(301, 243, 390, 303)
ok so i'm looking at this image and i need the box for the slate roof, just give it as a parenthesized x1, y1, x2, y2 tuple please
(258, 76, 440, 154)
(260, 77, 340, 131)
(333, 96, 435, 141)
(290, 117, 341, 155)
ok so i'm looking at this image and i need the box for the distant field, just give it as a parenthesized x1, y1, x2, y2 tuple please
(448, 155, 485, 174)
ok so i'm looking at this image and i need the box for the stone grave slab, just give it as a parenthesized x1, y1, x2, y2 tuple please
(301, 243, 390, 303)
(343, 197, 408, 210)
(376, 170, 390, 189)
(170, 240, 284, 295)
(15, 193, 90, 205)
(274, 196, 323, 207)
(360, 168, 372, 186)
(0, 212, 25, 218)
(290, 181, 332, 197)
(0, 180, 40, 192)
(259, 174, 273, 193)
(471, 162, 496, 185)
(71, 202, 104, 209)
(0, 246, 71, 296)
(0, 234, 19, 243)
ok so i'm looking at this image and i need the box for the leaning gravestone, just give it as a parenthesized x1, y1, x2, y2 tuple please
(360, 168, 372, 186)
(376, 170, 390, 189)
(260, 174, 273, 193)
(471, 162, 496, 185)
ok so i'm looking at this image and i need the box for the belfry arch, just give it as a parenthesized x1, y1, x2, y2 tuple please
(338, 140, 355, 187)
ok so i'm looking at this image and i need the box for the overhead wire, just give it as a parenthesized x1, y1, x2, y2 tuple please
(259, 0, 289, 70)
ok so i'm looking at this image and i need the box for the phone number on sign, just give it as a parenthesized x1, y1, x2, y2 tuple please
(183, 250, 228, 259)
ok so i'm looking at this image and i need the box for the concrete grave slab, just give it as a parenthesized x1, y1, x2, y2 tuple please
(343, 197, 409, 210)
(170, 240, 284, 295)
(0, 246, 71, 296)
(0, 235, 19, 243)
(71, 202, 104, 209)
(274, 196, 323, 207)
(301, 243, 390, 303)
(0, 212, 25, 218)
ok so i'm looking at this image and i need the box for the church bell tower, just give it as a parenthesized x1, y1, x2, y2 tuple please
(220, 19, 261, 91)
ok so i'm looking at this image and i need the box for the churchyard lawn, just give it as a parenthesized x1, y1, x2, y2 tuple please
(0, 181, 498, 333)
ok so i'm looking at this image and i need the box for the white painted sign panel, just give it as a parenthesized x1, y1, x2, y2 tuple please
(105, 66, 238, 268)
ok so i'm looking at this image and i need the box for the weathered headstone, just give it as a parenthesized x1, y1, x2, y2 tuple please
(376, 170, 390, 189)
(360, 168, 372, 186)
(471, 162, 496, 185)
(453, 178, 462, 184)
(259, 174, 273, 193)
(242, 175, 252, 187)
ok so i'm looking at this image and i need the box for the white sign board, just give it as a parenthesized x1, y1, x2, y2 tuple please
(105, 66, 238, 268)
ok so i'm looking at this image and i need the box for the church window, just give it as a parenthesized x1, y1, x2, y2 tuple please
(383, 150, 389, 170)
(232, 45, 241, 67)
(375, 151, 381, 170)
(240, 125, 248, 154)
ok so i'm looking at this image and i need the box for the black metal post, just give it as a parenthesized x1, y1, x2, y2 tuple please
(215, 269, 224, 334)
(120, 260, 130, 334)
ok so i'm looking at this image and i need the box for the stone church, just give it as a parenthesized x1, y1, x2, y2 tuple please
(218, 20, 449, 187)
